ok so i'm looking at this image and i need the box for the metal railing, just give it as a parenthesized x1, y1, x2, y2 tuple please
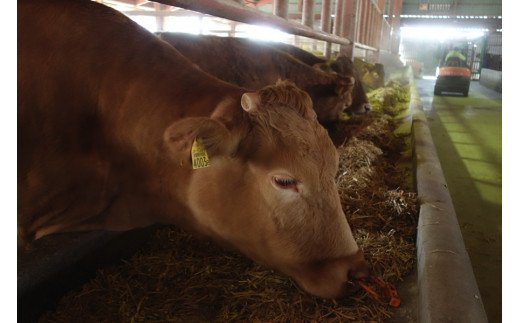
(153, 0, 351, 46)
(150, 0, 399, 59)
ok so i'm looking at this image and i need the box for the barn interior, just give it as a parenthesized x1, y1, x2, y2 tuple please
(16, 1, 503, 322)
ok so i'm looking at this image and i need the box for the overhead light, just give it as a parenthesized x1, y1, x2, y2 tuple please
(400, 26, 486, 41)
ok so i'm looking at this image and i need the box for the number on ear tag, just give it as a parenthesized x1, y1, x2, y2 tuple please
(191, 138, 210, 169)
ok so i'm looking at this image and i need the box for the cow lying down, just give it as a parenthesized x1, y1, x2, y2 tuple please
(157, 32, 356, 124)
(18, 0, 368, 299)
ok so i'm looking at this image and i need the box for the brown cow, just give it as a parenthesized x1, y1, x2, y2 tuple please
(267, 42, 372, 115)
(18, 0, 367, 299)
(157, 32, 355, 124)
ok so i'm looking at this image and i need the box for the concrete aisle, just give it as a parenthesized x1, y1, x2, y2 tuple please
(415, 78, 502, 323)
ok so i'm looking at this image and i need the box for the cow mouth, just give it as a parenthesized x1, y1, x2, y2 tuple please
(343, 279, 361, 296)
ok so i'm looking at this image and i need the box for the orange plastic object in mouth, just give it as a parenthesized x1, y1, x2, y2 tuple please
(355, 276, 401, 307)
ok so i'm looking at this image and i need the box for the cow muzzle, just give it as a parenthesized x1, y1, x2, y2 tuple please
(347, 248, 370, 279)
(291, 249, 370, 299)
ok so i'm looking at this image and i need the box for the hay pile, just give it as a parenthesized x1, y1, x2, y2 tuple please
(334, 111, 417, 283)
(329, 113, 403, 156)
(41, 84, 417, 323)
(367, 80, 411, 116)
(353, 58, 385, 91)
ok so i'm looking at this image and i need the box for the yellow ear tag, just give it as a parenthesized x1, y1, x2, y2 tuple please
(191, 138, 210, 169)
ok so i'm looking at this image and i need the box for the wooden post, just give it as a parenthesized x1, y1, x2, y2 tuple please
(354, 0, 362, 43)
(357, 0, 363, 43)
(380, 22, 384, 50)
(373, 11, 378, 48)
(374, 9, 381, 48)
(380, 21, 388, 51)
(302, 0, 315, 28)
(359, 0, 369, 45)
(374, 7, 378, 47)
(154, 3, 165, 32)
(340, 0, 349, 37)
(321, 0, 332, 58)
(379, 0, 385, 11)
(273, 0, 288, 19)
(228, 21, 237, 37)
(366, 3, 371, 46)
(340, 0, 359, 59)
(333, 0, 343, 36)
(368, 3, 374, 46)
(390, 0, 402, 54)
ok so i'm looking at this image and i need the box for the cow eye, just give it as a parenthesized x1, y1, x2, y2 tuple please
(272, 176, 298, 192)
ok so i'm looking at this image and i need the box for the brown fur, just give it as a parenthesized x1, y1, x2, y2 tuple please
(268, 42, 372, 115)
(157, 32, 355, 123)
(329, 56, 372, 114)
(19, 0, 367, 298)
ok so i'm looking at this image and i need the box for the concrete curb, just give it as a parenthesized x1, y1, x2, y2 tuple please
(410, 79, 488, 322)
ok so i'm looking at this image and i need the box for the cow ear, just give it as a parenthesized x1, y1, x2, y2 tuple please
(336, 76, 356, 96)
(163, 117, 236, 167)
(241, 92, 260, 113)
(329, 55, 354, 74)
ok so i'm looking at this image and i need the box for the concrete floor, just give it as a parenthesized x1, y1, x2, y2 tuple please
(415, 78, 502, 323)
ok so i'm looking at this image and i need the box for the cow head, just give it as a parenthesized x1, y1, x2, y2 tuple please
(321, 55, 372, 116)
(311, 57, 361, 121)
(307, 74, 356, 123)
(164, 81, 368, 298)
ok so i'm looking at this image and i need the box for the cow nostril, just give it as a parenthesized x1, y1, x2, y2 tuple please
(347, 250, 370, 280)
(343, 264, 369, 296)
(343, 280, 360, 296)
(364, 104, 372, 113)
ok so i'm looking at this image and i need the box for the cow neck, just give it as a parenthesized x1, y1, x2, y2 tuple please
(278, 54, 335, 90)
(101, 36, 246, 156)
